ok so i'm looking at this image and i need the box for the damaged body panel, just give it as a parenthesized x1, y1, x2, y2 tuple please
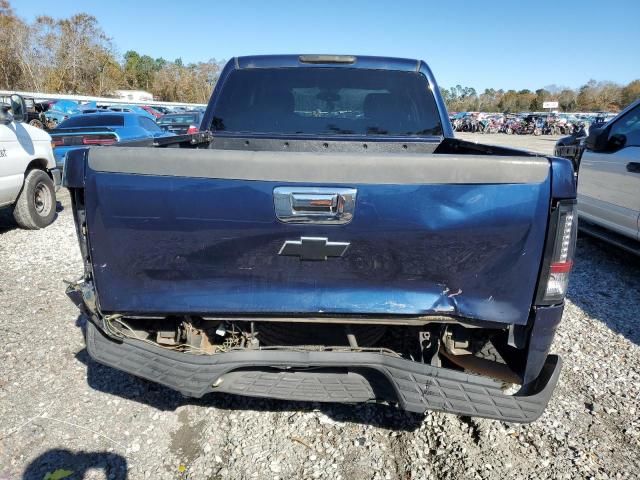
(82, 149, 550, 325)
(65, 55, 576, 423)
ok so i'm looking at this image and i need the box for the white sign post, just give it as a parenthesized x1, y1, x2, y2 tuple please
(543, 101, 559, 112)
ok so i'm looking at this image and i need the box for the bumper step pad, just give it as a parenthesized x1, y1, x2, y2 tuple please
(86, 321, 561, 423)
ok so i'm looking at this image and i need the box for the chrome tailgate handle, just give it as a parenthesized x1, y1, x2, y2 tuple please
(274, 187, 357, 224)
(291, 193, 337, 213)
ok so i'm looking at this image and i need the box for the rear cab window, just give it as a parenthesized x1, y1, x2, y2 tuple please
(58, 114, 124, 128)
(138, 116, 162, 132)
(158, 114, 199, 125)
(210, 68, 443, 137)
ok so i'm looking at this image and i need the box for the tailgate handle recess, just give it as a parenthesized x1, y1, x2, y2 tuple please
(274, 187, 357, 224)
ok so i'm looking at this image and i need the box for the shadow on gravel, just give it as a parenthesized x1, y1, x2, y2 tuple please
(0, 207, 18, 233)
(0, 201, 63, 233)
(567, 233, 640, 346)
(22, 449, 127, 480)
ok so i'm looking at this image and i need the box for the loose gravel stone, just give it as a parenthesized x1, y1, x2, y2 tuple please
(1, 134, 639, 479)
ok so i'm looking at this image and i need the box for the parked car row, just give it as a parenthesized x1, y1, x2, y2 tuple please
(40, 100, 205, 170)
(36, 98, 205, 133)
(450, 111, 614, 136)
(0, 93, 210, 229)
(50, 113, 175, 170)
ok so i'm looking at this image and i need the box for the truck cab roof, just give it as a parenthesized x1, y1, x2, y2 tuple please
(235, 54, 423, 72)
(204, 54, 452, 138)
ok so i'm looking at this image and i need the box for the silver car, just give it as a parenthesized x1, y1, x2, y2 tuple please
(576, 99, 640, 251)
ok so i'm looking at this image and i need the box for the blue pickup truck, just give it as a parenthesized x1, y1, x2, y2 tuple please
(64, 55, 576, 423)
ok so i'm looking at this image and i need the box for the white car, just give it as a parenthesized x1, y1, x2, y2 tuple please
(0, 94, 61, 229)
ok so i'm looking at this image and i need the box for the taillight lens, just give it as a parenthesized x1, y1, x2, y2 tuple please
(186, 125, 199, 134)
(542, 202, 577, 302)
(82, 135, 117, 145)
(51, 138, 63, 147)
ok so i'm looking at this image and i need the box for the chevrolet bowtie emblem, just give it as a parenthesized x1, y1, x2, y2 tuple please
(278, 237, 350, 261)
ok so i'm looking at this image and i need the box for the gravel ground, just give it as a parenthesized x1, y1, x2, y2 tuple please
(1, 134, 639, 480)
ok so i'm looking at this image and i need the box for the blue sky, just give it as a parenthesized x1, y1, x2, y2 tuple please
(13, 0, 640, 91)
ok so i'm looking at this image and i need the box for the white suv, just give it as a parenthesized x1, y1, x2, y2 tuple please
(0, 94, 61, 229)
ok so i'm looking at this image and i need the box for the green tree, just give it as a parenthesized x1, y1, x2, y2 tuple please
(530, 88, 549, 111)
(123, 50, 141, 88)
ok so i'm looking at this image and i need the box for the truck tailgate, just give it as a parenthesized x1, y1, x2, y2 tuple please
(80, 147, 550, 326)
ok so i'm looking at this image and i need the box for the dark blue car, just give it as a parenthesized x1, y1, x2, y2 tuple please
(51, 112, 173, 170)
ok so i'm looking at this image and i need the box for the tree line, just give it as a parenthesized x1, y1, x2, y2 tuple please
(2, 1, 639, 109)
(0, 1, 222, 103)
(441, 80, 640, 113)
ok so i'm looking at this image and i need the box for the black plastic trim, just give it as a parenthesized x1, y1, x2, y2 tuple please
(209, 136, 442, 153)
(87, 147, 550, 185)
(85, 321, 561, 423)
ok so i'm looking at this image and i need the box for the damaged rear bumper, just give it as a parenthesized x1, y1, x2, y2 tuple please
(85, 321, 561, 423)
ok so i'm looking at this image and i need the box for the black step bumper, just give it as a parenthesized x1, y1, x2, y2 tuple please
(85, 321, 561, 423)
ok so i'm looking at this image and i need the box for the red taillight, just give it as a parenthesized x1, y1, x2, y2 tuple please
(540, 202, 577, 303)
(51, 138, 64, 147)
(186, 125, 199, 134)
(82, 135, 117, 145)
(549, 261, 573, 274)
